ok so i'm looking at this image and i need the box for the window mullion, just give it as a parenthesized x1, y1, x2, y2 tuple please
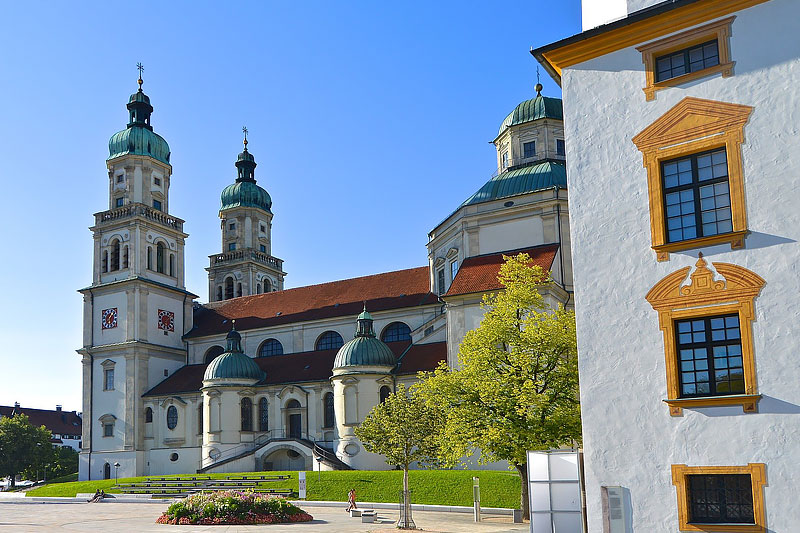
(691, 154, 704, 238)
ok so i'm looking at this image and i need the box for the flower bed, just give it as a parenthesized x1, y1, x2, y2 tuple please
(156, 490, 313, 525)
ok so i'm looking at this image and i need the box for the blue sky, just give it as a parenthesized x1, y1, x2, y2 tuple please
(0, 1, 580, 411)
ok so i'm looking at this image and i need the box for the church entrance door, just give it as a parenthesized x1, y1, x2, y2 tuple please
(289, 414, 302, 439)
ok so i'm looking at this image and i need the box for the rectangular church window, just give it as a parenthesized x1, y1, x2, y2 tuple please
(103, 368, 114, 391)
(153, 199, 162, 211)
(688, 474, 754, 524)
(523, 141, 536, 158)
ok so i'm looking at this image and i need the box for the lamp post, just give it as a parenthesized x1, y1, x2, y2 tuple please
(113, 462, 120, 484)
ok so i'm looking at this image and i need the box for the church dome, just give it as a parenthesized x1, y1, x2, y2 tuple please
(333, 308, 397, 369)
(220, 180, 272, 212)
(108, 127, 171, 165)
(204, 327, 265, 382)
(108, 78, 171, 166)
(497, 94, 563, 136)
(220, 137, 272, 212)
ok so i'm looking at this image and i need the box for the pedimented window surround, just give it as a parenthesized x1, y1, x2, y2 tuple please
(671, 463, 767, 532)
(633, 97, 753, 261)
(637, 16, 735, 101)
(646, 254, 765, 416)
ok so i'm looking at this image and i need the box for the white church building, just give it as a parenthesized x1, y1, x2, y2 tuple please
(533, 0, 799, 530)
(78, 75, 573, 480)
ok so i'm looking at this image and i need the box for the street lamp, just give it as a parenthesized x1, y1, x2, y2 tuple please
(113, 462, 120, 484)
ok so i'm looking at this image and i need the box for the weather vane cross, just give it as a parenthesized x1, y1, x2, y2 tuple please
(136, 62, 144, 89)
(242, 126, 248, 147)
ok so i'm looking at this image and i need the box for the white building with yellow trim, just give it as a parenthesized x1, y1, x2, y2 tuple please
(533, 0, 799, 530)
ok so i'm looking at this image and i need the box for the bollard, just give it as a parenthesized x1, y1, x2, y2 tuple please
(473, 476, 481, 522)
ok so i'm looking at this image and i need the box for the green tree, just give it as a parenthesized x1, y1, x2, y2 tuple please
(22, 444, 78, 481)
(418, 253, 581, 516)
(0, 414, 54, 487)
(355, 384, 442, 528)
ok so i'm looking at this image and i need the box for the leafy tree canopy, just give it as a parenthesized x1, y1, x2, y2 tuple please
(417, 253, 581, 513)
(0, 414, 54, 487)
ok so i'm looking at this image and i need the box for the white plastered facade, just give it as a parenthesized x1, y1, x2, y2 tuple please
(556, 0, 800, 530)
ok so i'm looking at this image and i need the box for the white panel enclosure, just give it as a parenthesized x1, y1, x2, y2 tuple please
(528, 450, 584, 533)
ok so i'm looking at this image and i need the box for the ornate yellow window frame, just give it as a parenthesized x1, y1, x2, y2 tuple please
(646, 254, 765, 416)
(671, 463, 767, 532)
(637, 16, 735, 102)
(633, 97, 753, 262)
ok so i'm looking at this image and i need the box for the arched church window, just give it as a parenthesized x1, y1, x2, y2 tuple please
(103, 463, 111, 480)
(110, 240, 120, 271)
(102, 251, 109, 273)
(258, 339, 283, 357)
(166, 406, 178, 430)
(256, 283, 261, 294)
(380, 386, 392, 404)
(123, 246, 129, 269)
(236, 283, 242, 298)
(323, 392, 334, 428)
(241, 398, 253, 431)
(169, 254, 175, 277)
(316, 331, 344, 351)
(156, 243, 165, 274)
(263, 278, 272, 292)
(225, 278, 234, 300)
(286, 399, 301, 409)
(381, 322, 411, 343)
(204, 346, 224, 364)
(259, 398, 269, 432)
(144, 407, 153, 423)
(216, 286, 223, 301)
(147, 247, 152, 270)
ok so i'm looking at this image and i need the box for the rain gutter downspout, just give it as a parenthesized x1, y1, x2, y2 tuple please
(554, 187, 571, 307)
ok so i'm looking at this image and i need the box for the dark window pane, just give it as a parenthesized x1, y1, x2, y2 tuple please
(316, 331, 344, 351)
(675, 314, 744, 398)
(662, 148, 731, 243)
(688, 474, 754, 524)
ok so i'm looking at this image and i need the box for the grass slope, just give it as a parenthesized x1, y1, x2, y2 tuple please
(27, 470, 520, 508)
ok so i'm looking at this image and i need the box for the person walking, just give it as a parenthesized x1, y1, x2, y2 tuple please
(345, 488, 357, 512)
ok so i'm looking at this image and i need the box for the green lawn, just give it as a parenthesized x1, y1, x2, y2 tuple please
(27, 470, 520, 508)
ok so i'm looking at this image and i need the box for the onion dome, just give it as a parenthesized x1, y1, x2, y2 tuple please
(204, 324, 265, 383)
(108, 75, 171, 165)
(333, 307, 397, 369)
(220, 133, 272, 212)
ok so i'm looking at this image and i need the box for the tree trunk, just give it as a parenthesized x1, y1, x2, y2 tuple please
(9, 474, 16, 488)
(515, 462, 529, 518)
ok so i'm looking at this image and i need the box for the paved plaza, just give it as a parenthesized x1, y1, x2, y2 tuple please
(0, 501, 529, 533)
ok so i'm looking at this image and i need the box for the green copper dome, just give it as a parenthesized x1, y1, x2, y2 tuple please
(460, 160, 567, 208)
(204, 327, 265, 382)
(220, 142, 272, 212)
(108, 85, 171, 165)
(220, 180, 272, 212)
(333, 308, 397, 369)
(108, 127, 171, 165)
(497, 94, 563, 136)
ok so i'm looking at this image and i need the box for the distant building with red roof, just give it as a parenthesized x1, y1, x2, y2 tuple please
(0, 404, 82, 452)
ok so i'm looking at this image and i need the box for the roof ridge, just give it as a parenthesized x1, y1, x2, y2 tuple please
(203, 265, 430, 309)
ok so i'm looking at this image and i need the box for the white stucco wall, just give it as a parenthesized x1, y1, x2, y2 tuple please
(561, 2, 800, 530)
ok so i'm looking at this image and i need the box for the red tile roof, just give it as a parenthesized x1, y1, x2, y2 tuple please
(143, 341, 447, 396)
(0, 406, 82, 437)
(444, 244, 559, 297)
(188, 267, 438, 338)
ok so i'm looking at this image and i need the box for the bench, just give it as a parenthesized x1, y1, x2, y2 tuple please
(361, 511, 377, 523)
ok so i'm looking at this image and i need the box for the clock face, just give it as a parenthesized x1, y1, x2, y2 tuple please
(101, 308, 118, 330)
(158, 309, 175, 332)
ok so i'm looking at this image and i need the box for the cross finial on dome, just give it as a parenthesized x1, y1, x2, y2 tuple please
(136, 62, 144, 90)
(242, 126, 248, 149)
